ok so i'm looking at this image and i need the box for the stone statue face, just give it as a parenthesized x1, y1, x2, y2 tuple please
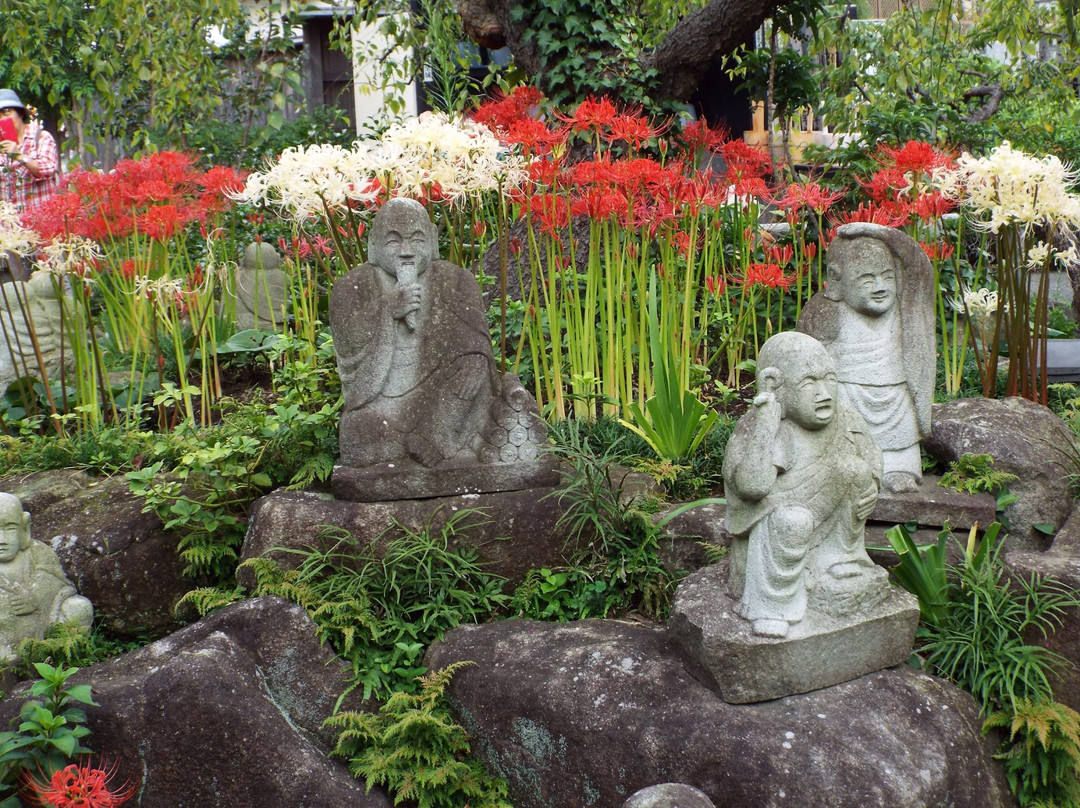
(837, 239, 897, 317)
(370, 201, 437, 281)
(0, 498, 26, 563)
(780, 352, 838, 432)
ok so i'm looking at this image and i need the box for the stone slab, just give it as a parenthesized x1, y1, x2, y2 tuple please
(1047, 339, 1080, 381)
(670, 562, 919, 703)
(870, 473, 996, 530)
(331, 458, 560, 502)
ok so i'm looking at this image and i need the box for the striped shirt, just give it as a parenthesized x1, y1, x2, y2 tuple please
(0, 121, 61, 213)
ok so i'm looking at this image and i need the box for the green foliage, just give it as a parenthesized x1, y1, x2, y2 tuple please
(326, 663, 512, 808)
(916, 524, 1080, 713)
(984, 698, 1080, 808)
(620, 278, 719, 462)
(537, 420, 676, 619)
(730, 46, 821, 122)
(5, 623, 139, 679)
(0, 663, 95, 805)
(940, 453, 1019, 496)
(883, 523, 950, 627)
(184, 511, 509, 700)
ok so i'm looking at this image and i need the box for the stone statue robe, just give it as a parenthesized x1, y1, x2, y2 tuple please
(724, 403, 882, 625)
(331, 259, 497, 468)
(0, 542, 84, 658)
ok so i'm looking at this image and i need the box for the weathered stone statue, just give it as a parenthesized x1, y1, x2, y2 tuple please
(723, 331, 888, 638)
(670, 331, 918, 703)
(0, 272, 68, 391)
(797, 222, 934, 493)
(232, 242, 288, 331)
(330, 197, 554, 501)
(0, 492, 93, 659)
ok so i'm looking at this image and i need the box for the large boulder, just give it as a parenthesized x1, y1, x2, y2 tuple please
(240, 487, 574, 590)
(924, 397, 1077, 551)
(0, 470, 190, 637)
(0, 597, 390, 808)
(425, 619, 1011, 808)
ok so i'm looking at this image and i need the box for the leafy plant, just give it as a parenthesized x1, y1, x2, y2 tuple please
(882, 523, 952, 628)
(0, 663, 95, 807)
(984, 697, 1080, 808)
(182, 510, 509, 700)
(326, 663, 511, 808)
(939, 453, 1018, 496)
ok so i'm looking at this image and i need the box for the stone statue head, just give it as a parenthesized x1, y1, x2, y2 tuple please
(368, 198, 439, 280)
(0, 492, 30, 563)
(757, 332, 838, 431)
(824, 223, 901, 316)
(241, 241, 281, 273)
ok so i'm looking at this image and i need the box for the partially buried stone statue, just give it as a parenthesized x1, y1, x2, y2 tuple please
(232, 242, 288, 331)
(330, 198, 553, 501)
(723, 331, 888, 638)
(0, 272, 68, 392)
(797, 222, 934, 493)
(0, 492, 93, 659)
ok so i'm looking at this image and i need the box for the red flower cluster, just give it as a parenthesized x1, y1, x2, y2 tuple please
(26, 762, 133, 808)
(27, 152, 246, 243)
(744, 262, 791, 290)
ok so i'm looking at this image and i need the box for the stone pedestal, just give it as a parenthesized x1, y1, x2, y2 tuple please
(670, 562, 919, 703)
(331, 458, 559, 502)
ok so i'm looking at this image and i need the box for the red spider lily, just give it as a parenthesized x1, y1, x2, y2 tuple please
(509, 236, 522, 256)
(772, 182, 845, 215)
(877, 140, 955, 176)
(920, 241, 955, 261)
(119, 260, 137, 281)
(571, 189, 628, 220)
(803, 241, 818, 260)
(526, 193, 571, 237)
(279, 236, 313, 260)
(200, 165, 247, 197)
(472, 220, 487, 237)
(189, 265, 204, 289)
(912, 191, 957, 221)
(474, 86, 546, 133)
(732, 175, 768, 201)
(568, 156, 617, 188)
(559, 96, 618, 131)
(605, 110, 668, 148)
(312, 234, 334, 256)
(766, 244, 794, 265)
(744, 262, 791, 290)
(829, 201, 909, 229)
(705, 275, 728, 296)
(25, 762, 133, 808)
(505, 118, 565, 156)
(138, 203, 192, 242)
(719, 140, 771, 180)
(860, 168, 908, 204)
(527, 156, 564, 189)
(678, 118, 729, 156)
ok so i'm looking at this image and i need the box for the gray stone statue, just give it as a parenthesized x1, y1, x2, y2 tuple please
(723, 331, 888, 638)
(797, 222, 935, 493)
(0, 492, 93, 659)
(330, 198, 553, 501)
(232, 241, 288, 331)
(0, 272, 68, 391)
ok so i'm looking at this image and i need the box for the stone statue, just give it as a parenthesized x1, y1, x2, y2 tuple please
(797, 222, 935, 493)
(723, 331, 889, 639)
(0, 492, 93, 659)
(231, 242, 288, 331)
(330, 198, 553, 501)
(0, 272, 68, 392)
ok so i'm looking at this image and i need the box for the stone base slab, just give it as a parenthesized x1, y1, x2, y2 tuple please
(670, 562, 919, 703)
(331, 458, 560, 502)
(871, 473, 996, 531)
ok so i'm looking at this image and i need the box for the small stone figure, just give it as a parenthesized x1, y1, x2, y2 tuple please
(330, 198, 552, 500)
(0, 272, 68, 391)
(0, 492, 92, 659)
(797, 222, 935, 493)
(232, 241, 288, 331)
(723, 332, 888, 639)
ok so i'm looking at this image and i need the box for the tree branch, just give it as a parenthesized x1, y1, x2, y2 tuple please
(961, 83, 1005, 124)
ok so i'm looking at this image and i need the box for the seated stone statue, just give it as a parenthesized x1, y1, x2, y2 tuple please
(0, 272, 68, 392)
(797, 222, 934, 493)
(723, 331, 888, 638)
(232, 241, 288, 331)
(330, 198, 550, 500)
(0, 492, 93, 659)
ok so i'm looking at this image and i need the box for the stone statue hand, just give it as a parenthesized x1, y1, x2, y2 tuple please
(8, 591, 36, 616)
(389, 283, 422, 321)
(455, 354, 486, 400)
(854, 481, 878, 521)
(751, 369, 783, 430)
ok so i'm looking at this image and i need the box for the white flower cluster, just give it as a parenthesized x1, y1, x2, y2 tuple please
(0, 202, 39, 256)
(37, 236, 103, 278)
(934, 142, 1080, 234)
(234, 112, 530, 219)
